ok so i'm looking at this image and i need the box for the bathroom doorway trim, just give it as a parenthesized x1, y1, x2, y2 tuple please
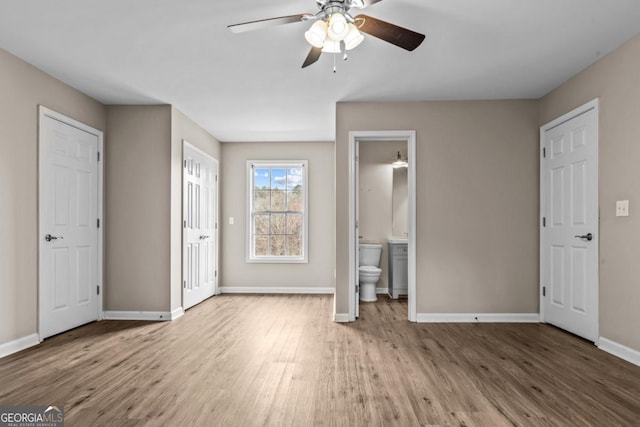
(348, 130, 417, 322)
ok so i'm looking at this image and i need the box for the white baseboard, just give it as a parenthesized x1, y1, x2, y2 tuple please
(170, 307, 184, 320)
(0, 333, 40, 359)
(219, 286, 334, 294)
(416, 313, 540, 323)
(598, 337, 640, 367)
(334, 313, 351, 323)
(376, 287, 389, 294)
(103, 311, 174, 321)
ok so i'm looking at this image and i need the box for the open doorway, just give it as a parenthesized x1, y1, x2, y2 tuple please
(348, 131, 417, 321)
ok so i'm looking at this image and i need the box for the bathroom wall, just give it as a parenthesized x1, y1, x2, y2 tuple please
(358, 140, 407, 292)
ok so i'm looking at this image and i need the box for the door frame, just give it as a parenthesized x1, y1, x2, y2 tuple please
(348, 130, 417, 322)
(539, 98, 599, 342)
(38, 106, 104, 339)
(182, 140, 219, 309)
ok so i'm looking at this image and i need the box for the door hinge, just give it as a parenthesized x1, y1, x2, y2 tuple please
(184, 160, 187, 168)
(183, 280, 187, 289)
(355, 285, 359, 294)
(97, 152, 101, 162)
(542, 286, 546, 297)
(542, 217, 546, 227)
(543, 147, 546, 158)
(184, 220, 187, 228)
(97, 286, 100, 295)
(216, 175, 218, 182)
(97, 218, 100, 228)
(215, 222, 218, 230)
(215, 270, 217, 278)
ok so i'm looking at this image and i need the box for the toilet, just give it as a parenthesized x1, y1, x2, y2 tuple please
(359, 244, 382, 302)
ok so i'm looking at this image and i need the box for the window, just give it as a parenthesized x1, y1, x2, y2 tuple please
(248, 161, 308, 262)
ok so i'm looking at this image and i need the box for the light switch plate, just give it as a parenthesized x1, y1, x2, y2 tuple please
(616, 200, 629, 217)
(229, 216, 235, 225)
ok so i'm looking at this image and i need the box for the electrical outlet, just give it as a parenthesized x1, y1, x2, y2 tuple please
(616, 200, 629, 217)
(229, 217, 235, 225)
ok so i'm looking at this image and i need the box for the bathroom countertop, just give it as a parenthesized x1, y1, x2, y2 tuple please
(387, 237, 408, 244)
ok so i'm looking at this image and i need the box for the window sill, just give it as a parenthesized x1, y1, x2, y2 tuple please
(246, 257, 308, 264)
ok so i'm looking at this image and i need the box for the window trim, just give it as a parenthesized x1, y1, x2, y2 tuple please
(246, 160, 309, 263)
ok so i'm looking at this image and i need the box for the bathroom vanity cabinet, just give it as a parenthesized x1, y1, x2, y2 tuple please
(387, 241, 408, 299)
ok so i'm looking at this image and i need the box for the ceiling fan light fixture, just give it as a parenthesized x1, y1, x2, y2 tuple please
(321, 39, 341, 53)
(327, 13, 349, 41)
(304, 20, 328, 48)
(344, 23, 364, 50)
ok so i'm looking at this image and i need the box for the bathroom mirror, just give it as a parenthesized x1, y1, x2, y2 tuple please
(392, 167, 408, 237)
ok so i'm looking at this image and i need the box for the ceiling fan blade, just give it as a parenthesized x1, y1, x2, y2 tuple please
(302, 46, 322, 68)
(228, 14, 312, 33)
(354, 14, 425, 51)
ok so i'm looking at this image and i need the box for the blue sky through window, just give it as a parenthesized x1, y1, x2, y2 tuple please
(254, 167, 303, 189)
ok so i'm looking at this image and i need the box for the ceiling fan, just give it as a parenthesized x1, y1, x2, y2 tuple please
(228, 0, 426, 69)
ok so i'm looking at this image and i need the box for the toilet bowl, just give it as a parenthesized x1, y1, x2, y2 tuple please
(359, 244, 382, 302)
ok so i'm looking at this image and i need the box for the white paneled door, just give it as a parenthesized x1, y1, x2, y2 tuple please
(354, 140, 360, 319)
(39, 108, 102, 339)
(541, 102, 598, 342)
(183, 142, 218, 310)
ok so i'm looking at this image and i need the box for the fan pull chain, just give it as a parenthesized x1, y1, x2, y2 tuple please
(333, 54, 337, 74)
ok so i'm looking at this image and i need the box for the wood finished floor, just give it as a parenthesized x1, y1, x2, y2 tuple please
(1, 295, 639, 426)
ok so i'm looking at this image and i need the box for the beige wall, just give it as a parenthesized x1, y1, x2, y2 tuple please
(220, 141, 335, 289)
(336, 101, 540, 316)
(170, 107, 221, 311)
(359, 140, 407, 289)
(0, 48, 106, 344)
(105, 105, 172, 311)
(539, 33, 640, 352)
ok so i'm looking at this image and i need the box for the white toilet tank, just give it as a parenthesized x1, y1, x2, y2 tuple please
(359, 244, 382, 267)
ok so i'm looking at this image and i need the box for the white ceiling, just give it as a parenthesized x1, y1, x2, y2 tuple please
(2, 0, 640, 142)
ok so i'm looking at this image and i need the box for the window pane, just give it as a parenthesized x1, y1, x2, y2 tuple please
(254, 190, 270, 211)
(287, 168, 303, 191)
(271, 213, 286, 234)
(287, 236, 302, 256)
(254, 236, 269, 256)
(287, 213, 303, 235)
(270, 235, 286, 256)
(271, 189, 286, 211)
(271, 168, 286, 189)
(254, 214, 269, 234)
(287, 191, 303, 211)
(254, 168, 270, 189)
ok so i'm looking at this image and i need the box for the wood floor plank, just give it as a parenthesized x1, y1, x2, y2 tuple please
(1, 294, 639, 426)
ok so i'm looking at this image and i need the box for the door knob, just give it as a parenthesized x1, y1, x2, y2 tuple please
(574, 233, 593, 241)
(199, 235, 210, 240)
(45, 234, 63, 242)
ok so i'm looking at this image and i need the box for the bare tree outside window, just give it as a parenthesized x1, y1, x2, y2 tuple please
(248, 161, 307, 262)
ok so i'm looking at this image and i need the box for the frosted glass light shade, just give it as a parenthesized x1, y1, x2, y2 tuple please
(321, 39, 341, 53)
(305, 20, 328, 48)
(344, 23, 364, 50)
(327, 13, 349, 41)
